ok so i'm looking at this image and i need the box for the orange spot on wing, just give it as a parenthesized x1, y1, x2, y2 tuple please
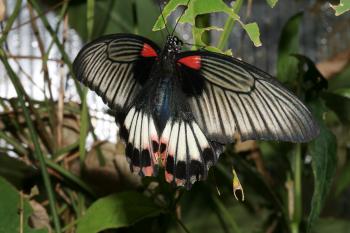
(178, 55, 201, 70)
(143, 166, 153, 176)
(165, 171, 174, 183)
(141, 43, 158, 57)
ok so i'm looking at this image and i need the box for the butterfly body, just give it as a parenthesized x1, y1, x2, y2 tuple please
(73, 33, 319, 188)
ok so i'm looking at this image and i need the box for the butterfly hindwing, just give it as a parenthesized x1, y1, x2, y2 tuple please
(73, 34, 160, 112)
(122, 107, 160, 176)
(160, 118, 216, 187)
(176, 51, 319, 144)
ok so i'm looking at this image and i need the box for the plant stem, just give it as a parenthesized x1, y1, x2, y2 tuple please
(212, 195, 241, 233)
(29, 0, 83, 99)
(175, 217, 191, 233)
(87, 0, 95, 40)
(0, 0, 22, 47)
(44, 158, 96, 197)
(217, 0, 244, 51)
(291, 144, 302, 233)
(0, 52, 62, 233)
(79, 88, 89, 164)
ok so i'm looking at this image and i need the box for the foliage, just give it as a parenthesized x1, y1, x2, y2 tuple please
(0, 0, 350, 233)
(153, 0, 261, 49)
(76, 192, 163, 233)
(331, 0, 350, 16)
(0, 176, 47, 233)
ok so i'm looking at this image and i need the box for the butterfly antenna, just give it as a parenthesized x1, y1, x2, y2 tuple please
(158, 1, 170, 35)
(171, 0, 191, 35)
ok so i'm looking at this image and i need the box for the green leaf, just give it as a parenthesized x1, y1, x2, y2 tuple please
(266, 0, 278, 8)
(335, 159, 350, 196)
(322, 92, 350, 124)
(331, 0, 350, 16)
(0, 155, 38, 190)
(153, 0, 261, 48)
(313, 218, 350, 233)
(0, 176, 47, 233)
(242, 22, 262, 47)
(328, 66, 350, 91)
(76, 192, 162, 233)
(307, 100, 337, 232)
(332, 88, 350, 99)
(153, 0, 238, 31)
(277, 12, 303, 82)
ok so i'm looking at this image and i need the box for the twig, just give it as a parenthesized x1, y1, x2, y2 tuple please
(0, 0, 69, 34)
(1, 51, 62, 232)
(6, 54, 62, 62)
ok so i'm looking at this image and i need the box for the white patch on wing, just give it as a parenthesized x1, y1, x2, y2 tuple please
(128, 111, 139, 143)
(124, 107, 135, 129)
(141, 114, 149, 149)
(186, 124, 200, 161)
(177, 122, 186, 161)
(149, 117, 159, 142)
(123, 108, 161, 176)
(192, 122, 209, 149)
(160, 120, 172, 144)
(134, 112, 142, 150)
(168, 121, 179, 156)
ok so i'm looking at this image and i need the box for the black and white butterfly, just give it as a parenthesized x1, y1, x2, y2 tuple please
(73, 28, 319, 188)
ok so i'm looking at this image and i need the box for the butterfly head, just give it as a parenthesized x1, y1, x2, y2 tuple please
(165, 35, 183, 53)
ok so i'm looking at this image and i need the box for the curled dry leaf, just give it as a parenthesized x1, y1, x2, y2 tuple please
(316, 49, 350, 79)
(232, 168, 244, 201)
(29, 200, 52, 233)
(83, 141, 141, 196)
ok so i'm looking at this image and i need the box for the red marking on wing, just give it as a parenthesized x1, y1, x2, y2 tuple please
(165, 171, 174, 183)
(178, 55, 201, 70)
(142, 166, 153, 176)
(141, 43, 158, 57)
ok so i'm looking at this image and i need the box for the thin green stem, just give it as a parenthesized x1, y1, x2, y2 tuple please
(212, 195, 241, 233)
(29, 0, 83, 99)
(30, 0, 105, 165)
(43, 1, 69, 65)
(217, 0, 244, 51)
(53, 140, 79, 158)
(176, 217, 191, 233)
(62, 218, 79, 233)
(0, 131, 27, 155)
(291, 144, 302, 233)
(87, 0, 95, 39)
(45, 158, 96, 197)
(0, 0, 22, 47)
(0, 51, 62, 233)
(79, 88, 89, 164)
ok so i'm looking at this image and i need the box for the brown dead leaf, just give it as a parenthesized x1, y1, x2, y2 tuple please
(83, 140, 141, 196)
(0, 0, 5, 22)
(316, 49, 350, 79)
(29, 200, 52, 233)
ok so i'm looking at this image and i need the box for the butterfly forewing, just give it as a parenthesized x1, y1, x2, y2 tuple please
(73, 34, 160, 112)
(176, 51, 319, 144)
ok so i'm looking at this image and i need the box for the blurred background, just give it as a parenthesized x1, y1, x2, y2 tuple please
(0, 0, 350, 233)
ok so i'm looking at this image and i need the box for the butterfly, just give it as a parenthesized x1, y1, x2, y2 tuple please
(73, 31, 319, 188)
